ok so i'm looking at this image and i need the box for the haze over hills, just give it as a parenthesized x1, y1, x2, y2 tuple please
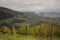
(36, 9, 60, 18)
(22, 12, 38, 18)
(21, 10, 60, 18)
(37, 12, 60, 17)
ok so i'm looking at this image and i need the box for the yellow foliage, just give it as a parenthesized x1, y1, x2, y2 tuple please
(2, 25, 10, 33)
(11, 25, 16, 35)
(18, 23, 30, 35)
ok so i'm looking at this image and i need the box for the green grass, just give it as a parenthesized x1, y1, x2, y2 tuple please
(52, 36, 60, 40)
(0, 34, 60, 40)
(0, 35, 40, 40)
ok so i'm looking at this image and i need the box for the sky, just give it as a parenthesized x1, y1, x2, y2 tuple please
(0, 0, 60, 12)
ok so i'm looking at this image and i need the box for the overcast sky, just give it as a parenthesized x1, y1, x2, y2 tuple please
(0, 0, 60, 12)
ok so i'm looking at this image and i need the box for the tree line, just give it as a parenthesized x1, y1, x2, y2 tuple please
(0, 22, 60, 37)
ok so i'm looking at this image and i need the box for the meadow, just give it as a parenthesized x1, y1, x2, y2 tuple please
(0, 34, 60, 40)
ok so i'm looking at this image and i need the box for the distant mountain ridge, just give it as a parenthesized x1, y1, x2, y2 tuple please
(22, 12, 38, 17)
(37, 11, 60, 18)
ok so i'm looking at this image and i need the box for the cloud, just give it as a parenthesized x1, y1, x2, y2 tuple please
(0, 0, 60, 11)
(9, 0, 21, 2)
(0, 0, 8, 2)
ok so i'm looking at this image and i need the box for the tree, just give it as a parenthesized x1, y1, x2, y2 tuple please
(2, 25, 10, 34)
(0, 27, 2, 32)
(18, 23, 30, 35)
(11, 25, 16, 35)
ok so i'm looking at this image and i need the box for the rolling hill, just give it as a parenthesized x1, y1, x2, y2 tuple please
(0, 7, 60, 28)
(0, 7, 24, 20)
(0, 7, 39, 28)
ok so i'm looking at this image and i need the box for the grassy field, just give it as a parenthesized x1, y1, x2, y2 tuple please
(0, 34, 60, 40)
(0, 34, 40, 40)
